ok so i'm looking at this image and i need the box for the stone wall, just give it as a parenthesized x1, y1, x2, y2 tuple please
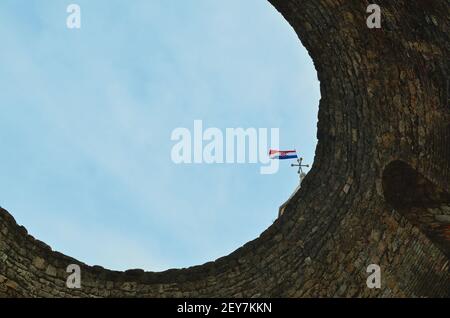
(0, 0, 449, 297)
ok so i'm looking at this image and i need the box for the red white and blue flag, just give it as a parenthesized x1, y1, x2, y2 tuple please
(269, 149, 298, 160)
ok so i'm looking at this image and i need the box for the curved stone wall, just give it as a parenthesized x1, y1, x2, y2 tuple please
(0, 0, 449, 297)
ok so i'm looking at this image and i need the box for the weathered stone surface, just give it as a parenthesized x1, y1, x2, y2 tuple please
(32, 257, 46, 270)
(0, 0, 449, 297)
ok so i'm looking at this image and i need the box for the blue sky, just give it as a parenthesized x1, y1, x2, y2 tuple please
(0, 0, 320, 271)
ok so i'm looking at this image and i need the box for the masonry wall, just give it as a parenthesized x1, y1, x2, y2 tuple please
(0, 0, 449, 297)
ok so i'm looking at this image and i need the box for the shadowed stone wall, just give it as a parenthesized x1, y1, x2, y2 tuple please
(0, 0, 449, 297)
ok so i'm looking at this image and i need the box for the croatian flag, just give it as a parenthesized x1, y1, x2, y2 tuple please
(269, 149, 298, 160)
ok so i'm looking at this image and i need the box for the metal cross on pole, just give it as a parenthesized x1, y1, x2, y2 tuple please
(291, 157, 310, 184)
